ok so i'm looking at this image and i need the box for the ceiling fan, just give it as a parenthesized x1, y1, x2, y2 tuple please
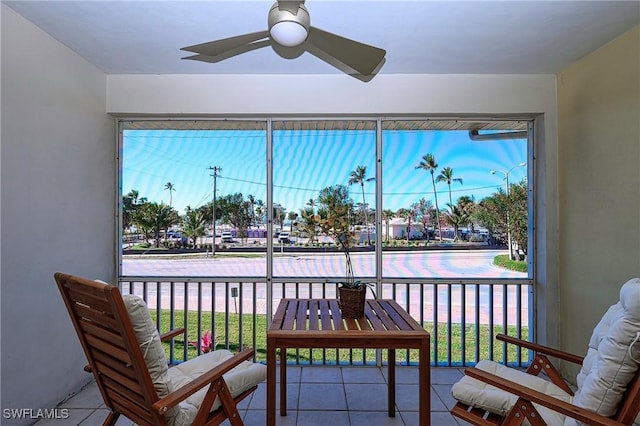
(181, 1, 386, 78)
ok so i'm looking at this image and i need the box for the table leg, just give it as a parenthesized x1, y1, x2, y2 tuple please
(280, 347, 287, 416)
(267, 339, 276, 426)
(419, 339, 431, 426)
(388, 348, 396, 417)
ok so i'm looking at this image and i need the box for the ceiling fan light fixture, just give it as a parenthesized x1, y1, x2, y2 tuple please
(270, 21, 308, 47)
(268, 2, 310, 47)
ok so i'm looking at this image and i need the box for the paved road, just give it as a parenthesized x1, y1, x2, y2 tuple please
(121, 250, 529, 325)
(122, 249, 526, 279)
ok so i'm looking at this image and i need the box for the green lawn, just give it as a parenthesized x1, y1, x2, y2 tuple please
(151, 310, 529, 366)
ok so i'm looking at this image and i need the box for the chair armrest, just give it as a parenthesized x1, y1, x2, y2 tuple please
(160, 328, 185, 342)
(496, 334, 584, 365)
(464, 367, 623, 426)
(152, 347, 256, 415)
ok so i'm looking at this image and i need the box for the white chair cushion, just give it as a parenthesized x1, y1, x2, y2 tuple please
(565, 277, 640, 425)
(168, 349, 267, 426)
(121, 295, 180, 420)
(451, 360, 571, 424)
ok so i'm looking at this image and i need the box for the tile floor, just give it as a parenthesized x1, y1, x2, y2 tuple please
(35, 366, 473, 426)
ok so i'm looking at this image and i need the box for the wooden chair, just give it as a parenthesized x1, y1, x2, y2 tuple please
(451, 278, 640, 426)
(55, 272, 266, 426)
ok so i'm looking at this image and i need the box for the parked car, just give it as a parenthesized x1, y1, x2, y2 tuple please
(221, 231, 233, 243)
(278, 232, 290, 243)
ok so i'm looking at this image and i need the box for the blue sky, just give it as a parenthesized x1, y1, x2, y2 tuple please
(123, 128, 527, 215)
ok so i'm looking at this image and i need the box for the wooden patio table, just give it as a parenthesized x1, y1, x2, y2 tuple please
(266, 298, 431, 425)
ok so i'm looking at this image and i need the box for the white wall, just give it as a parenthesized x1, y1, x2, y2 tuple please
(1, 5, 114, 422)
(557, 25, 640, 377)
(107, 73, 555, 116)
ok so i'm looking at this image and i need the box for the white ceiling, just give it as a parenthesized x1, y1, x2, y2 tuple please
(5, 1, 640, 76)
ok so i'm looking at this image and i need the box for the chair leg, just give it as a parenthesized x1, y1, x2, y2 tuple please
(103, 411, 120, 426)
(193, 378, 244, 426)
(218, 381, 243, 426)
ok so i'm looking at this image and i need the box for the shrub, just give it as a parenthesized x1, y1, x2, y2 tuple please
(493, 255, 528, 273)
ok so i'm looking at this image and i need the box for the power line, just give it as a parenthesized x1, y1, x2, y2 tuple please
(219, 175, 500, 196)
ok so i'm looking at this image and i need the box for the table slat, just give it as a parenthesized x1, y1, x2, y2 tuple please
(319, 299, 333, 330)
(364, 301, 384, 330)
(370, 300, 398, 331)
(344, 318, 359, 330)
(379, 300, 412, 330)
(385, 300, 424, 331)
(308, 299, 319, 331)
(282, 300, 297, 330)
(329, 299, 343, 330)
(270, 299, 289, 331)
(295, 299, 308, 331)
(356, 314, 372, 331)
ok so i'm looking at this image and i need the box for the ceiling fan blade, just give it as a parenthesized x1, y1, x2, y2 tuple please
(181, 30, 270, 57)
(306, 27, 385, 76)
(182, 40, 272, 63)
(306, 45, 385, 81)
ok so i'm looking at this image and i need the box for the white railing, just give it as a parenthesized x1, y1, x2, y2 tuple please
(119, 277, 533, 367)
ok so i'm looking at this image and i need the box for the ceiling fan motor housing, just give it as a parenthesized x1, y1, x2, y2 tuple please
(268, 2, 310, 47)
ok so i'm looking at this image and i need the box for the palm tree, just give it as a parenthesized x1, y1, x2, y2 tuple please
(456, 195, 477, 235)
(136, 202, 177, 248)
(287, 211, 298, 232)
(415, 154, 442, 241)
(164, 182, 175, 208)
(182, 210, 206, 247)
(255, 199, 265, 227)
(382, 209, 395, 242)
(396, 207, 417, 242)
(415, 198, 434, 241)
(128, 189, 140, 204)
(348, 165, 375, 245)
(299, 207, 318, 244)
(273, 204, 286, 231)
(445, 203, 470, 241)
(247, 194, 257, 227)
(306, 198, 317, 213)
(436, 167, 463, 206)
(123, 190, 148, 235)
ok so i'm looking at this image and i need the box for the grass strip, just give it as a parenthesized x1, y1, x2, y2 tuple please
(151, 310, 529, 365)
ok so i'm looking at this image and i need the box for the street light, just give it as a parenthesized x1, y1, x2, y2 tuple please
(491, 162, 526, 260)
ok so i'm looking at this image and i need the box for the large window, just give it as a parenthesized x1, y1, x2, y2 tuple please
(272, 121, 376, 279)
(120, 119, 530, 281)
(381, 122, 528, 279)
(121, 121, 267, 277)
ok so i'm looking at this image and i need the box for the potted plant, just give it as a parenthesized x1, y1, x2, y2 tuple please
(312, 185, 374, 318)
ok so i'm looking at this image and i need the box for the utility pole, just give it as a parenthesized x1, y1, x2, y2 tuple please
(208, 166, 221, 256)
